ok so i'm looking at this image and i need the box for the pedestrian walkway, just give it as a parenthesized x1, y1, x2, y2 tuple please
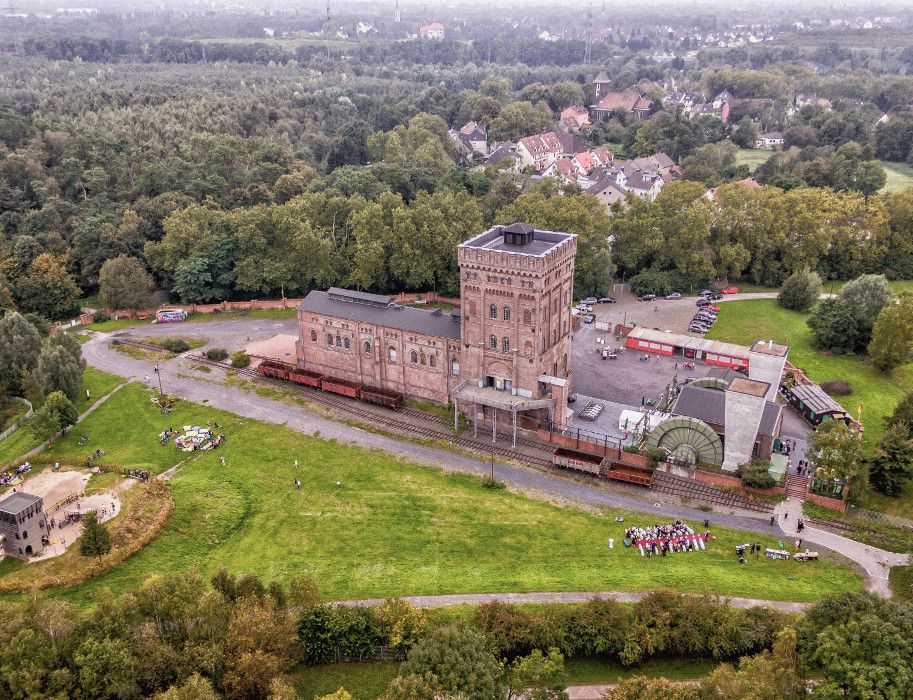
(337, 590, 810, 613)
(775, 497, 910, 597)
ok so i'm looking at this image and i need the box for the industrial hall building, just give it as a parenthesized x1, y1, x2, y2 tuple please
(296, 223, 578, 445)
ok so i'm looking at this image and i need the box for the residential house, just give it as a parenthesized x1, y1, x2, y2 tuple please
(585, 175, 627, 211)
(572, 151, 598, 175)
(483, 142, 517, 168)
(554, 124, 587, 156)
(542, 157, 579, 183)
(560, 105, 590, 131)
(450, 121, 487, 161)
(516, 132, 563, 171)
(591, 146, 614, 167)
(688, 100, 730, 123)
(419, 22, 445, 39)
(590, 91, 653, 121)
(755, 131, 784, 149)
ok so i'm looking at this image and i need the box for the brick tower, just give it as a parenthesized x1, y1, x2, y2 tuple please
(454, 223, 577, 441)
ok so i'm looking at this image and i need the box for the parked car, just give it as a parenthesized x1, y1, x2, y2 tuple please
(599, 297, 617, 304)
(694, 315, 715, 324)
(665, 292, 682, 300)
(696, 299, 711, 307)
(711, 293, 724, 301)
(639, 293, 657, 301)
(582, 296, 598, 304)
(689, 325, 708, 334)
(722, 287, 739, 294)
(584, 313, 596, 323)
(691, 318, 712, 328)
(700, 289, 714, 297)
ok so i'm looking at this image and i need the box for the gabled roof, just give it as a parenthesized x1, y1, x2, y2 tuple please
(788, 384, 848, 416)
(594, 70, 611, 83)
(518, 132, 562, 155)
(592, 92, 642, 112)
(585, 175, 625, 197)
(573, 151, 596, 172)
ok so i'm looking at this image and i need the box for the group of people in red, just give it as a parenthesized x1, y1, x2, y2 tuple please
(624, 519, 713, 557)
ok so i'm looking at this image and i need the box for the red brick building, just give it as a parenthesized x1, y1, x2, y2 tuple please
(296, 223, 578, 445)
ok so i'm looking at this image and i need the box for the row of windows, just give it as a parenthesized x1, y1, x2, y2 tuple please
(489, 304, 510, 320)
(489, 336, 511, 352)
(311, 329, 449, 369)
(410, 351, 437, 367)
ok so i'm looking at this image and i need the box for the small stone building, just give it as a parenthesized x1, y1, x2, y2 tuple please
(0, 492, 47, 559)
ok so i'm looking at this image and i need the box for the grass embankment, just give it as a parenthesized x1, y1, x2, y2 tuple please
(880, 161, 913, 193)
(0, 478, 173, 593)
(0, 369, 122, 468)
(295, 657, 715, 699)
(9, 384, 861, 606)
(85, 307, 297, 332)
(707, 299, 912, 450)
(802, 502, 913, 554)
(890, 564, 913, 601)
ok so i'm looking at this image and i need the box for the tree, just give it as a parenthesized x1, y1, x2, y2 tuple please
(868, 294, 913, 372)
(810, 420, 867, 500)
(98, 255, 155, 311)
(507, 648, 568, 700)
(394, 624, 503, 700)
(0, 311, 42, 395)
(731, 117, 759, 149)
(886, 391, 913, 433)
(868, 425, 913, 497)
(14, 253, 81, 321)
(74, 636, 139, 699)
(777, 269, 822, 311)
(79, 512, 112, 558)
(605, 676, 699, 700)
(35, 343, 83, 403)
(806, 298, 860, 354)
(488, 101, 552, 142)
(839, 274, 895, 335)
(701, 627, 803, 700)
(154, 673, 220, 700)
(29, 390, 78, 440)
(852, 160, 887, 200)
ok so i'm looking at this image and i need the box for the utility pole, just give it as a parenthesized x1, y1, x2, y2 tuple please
(153, 365, 163, 398)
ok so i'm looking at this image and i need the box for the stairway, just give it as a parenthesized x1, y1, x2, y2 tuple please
(785, 474, 809, 501)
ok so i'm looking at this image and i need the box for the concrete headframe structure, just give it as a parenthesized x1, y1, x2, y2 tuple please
(722, 377, 770, 471)
(748, 339, 789, 403)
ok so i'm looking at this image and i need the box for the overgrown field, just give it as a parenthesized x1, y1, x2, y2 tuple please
(5, 384, 860, 605)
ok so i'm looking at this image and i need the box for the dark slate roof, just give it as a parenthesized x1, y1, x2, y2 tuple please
(789, 384, 847, 415)
(0, 492, 42, 515)
(672, 384, 782, 437)
(298, 290, 461, 341)
(460, 223, 576, 257)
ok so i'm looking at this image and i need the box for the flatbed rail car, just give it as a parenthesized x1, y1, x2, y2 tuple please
(552, 447, 602, 475)
(360, 385, 404, 410)
(257, 360, 294, 380)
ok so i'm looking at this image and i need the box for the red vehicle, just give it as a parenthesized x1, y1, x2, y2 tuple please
(708, 305, 721, 312)
(722, 286, 739, 294)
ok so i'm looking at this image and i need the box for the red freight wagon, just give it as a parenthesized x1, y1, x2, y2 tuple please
(320, 377, 361, 398)
(257, 360, 293, 380)
(360, 386, 404, 409)
(604, 464, 653, 487)
(289, 369, 324, 388)
(552, 447, 602, 476)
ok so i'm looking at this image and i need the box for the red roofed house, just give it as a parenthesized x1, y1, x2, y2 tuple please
(571, 151, 597, 175)
(516, 132, 563, 171)
(590, 92, 653, 121)
(420, 22, 445, 39)
(542, 157, 579, 183)
(591, 146, 614, 167)
(560, 105, 591, 130)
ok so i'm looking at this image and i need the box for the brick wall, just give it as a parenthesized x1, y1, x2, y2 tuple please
(805, 491, 847, 513)
(694, 470, 786, 498)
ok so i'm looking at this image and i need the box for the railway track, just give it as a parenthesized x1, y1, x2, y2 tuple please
(181, 351, 554, 467)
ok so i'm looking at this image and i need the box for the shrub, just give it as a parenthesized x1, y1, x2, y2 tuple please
(206, 347, 229, 361)
(230, 351, 250, 368)
(629, 269, 672, 297)
(158, 338, 190, 353)
(738, 460, 776, 489)
(821, 380, 852, 396)
(777, 269, 822, 311)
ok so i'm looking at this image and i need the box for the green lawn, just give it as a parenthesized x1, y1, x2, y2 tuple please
(879, 161, 913, 194)
(734, 148, 770, 171)
(84, 307, 297, 332)
(15, 384, 860, 607)
(295, 657, 715, 699)
(708, 299, 912, 451)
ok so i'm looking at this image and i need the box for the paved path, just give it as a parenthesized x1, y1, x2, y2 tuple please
(335, 590, 810, 613)
(775, 498, 910, 597)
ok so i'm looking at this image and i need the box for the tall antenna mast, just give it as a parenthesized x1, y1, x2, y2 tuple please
(583, 2, 593, 65)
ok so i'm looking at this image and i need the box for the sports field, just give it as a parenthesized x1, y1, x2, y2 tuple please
(4, 383, 860, 605)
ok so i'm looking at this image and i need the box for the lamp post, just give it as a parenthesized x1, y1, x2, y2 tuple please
(153, 365, 163, 397)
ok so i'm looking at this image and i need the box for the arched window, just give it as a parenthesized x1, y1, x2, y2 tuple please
(489, 304, 497, 319)
(420, 352, 426, 365)
(502, 337, 510, 352)
(388, 348, 397, 363)
(311, 329, 317, 342)
(503, 306, 510, 321)
(326, 334, 333, 346)
(364, 341, 371, 354)
(524, 340, 533, 355)
(343, 337, 350, 350)
(410, 350, 418, 364)
(490, 335, 497, 349)
(429, 355, 436, 368)
(523, 309, 531, 324)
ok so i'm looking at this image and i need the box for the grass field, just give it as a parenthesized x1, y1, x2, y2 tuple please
(880, 161, 913, 194)
(84, 307, 296, 332)
(295, 657, 715, 699)
(708, 299, 912, 451)
(13, 383, 860, 607)
(734, 148, 770, 171)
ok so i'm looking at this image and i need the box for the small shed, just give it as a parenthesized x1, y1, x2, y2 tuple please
(787, 384, 851, 426)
